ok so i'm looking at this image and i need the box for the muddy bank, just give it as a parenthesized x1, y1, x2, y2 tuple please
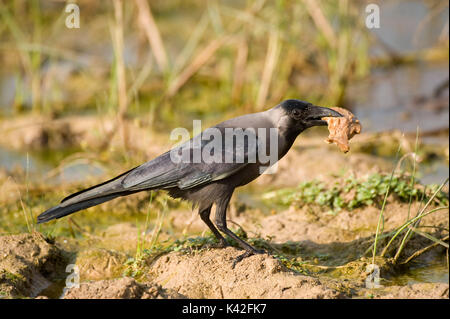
(0, 115, 167, 158)
(0, 228, 447, 299)
(62, 248, 348, 299)
(0, 173, 447, 299)
(0, 232, 66, 298)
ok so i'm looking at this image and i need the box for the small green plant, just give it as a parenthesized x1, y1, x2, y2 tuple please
(272, 254, 309, 275)
(123, 256, 145, 278)
(262, 173, 448, 214)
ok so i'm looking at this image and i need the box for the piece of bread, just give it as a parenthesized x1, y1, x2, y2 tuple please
(322, 107, 361, 153)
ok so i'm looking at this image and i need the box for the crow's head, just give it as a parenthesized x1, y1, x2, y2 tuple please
(277, 99, 343, 130)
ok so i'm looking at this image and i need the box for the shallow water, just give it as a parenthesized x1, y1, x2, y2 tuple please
(0, 146, 105, 184)
(0, 147, 50, 173)
(388, 259, 449, 286)
(349, 62, 449, 135)
(38, 280, 67, 299)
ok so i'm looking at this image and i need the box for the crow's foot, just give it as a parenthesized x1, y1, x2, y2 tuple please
(231, 249, 265, 269)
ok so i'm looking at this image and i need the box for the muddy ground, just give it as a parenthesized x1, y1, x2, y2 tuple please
(0, 202, 448, 299)
(0, 115, 448, 299)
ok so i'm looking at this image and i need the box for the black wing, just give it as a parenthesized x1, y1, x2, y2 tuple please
(122, 127, 260, 191)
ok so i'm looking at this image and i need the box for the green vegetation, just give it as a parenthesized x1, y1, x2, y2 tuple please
(262, 173, 449, 214)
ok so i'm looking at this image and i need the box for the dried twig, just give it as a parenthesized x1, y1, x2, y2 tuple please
(231, 36, 248, 102)
(256, 31, 280, 110)
(101, 0, 129, 150)
(135, 0, 168, 72)
(167, 35, 230, 97)
(303, 0, 337, 48)
(400, 235, 449, 265)
(113, 0, 128, 131)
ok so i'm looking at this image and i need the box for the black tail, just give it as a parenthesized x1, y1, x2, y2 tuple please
(37, 166, 139, 224)
(37, 194, 123, 224)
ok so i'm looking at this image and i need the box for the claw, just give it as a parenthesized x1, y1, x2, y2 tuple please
(231, 249, 265, 269)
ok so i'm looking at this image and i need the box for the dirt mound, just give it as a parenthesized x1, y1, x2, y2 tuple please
(147, 247, 348, 299)
(0, 232, 66, 298)
(62, 277, 184, 299)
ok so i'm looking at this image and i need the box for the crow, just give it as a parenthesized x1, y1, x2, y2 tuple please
(37, 99, 342, 264)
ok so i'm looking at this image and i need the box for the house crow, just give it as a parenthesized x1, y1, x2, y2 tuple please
(37, 99, 342, 264)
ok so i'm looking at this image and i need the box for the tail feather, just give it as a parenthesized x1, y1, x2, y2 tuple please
(37, 166, 140, 224)
(37, 194, 122, 224)
(60, 166, 137, 204)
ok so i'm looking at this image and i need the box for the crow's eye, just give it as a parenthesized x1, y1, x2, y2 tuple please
(291, 109, 301, 118)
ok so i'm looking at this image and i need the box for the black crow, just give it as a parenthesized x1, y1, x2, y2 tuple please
(37, 99, 342, 264)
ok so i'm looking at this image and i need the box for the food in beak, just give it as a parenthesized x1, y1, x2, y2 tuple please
(322, 107, 361, 153)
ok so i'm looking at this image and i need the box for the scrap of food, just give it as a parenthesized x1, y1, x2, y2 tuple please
(322, 107, 362, 153)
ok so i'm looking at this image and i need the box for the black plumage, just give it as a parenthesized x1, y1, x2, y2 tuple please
(37, 99, 342, 264)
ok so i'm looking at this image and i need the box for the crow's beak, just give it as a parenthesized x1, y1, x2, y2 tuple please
(305, 106, 343, 126)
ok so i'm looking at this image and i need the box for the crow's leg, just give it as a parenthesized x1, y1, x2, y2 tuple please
(214, 195, 264, 267)
(199, 204, 229, 248)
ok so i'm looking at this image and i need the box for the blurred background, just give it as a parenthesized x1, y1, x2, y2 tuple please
(0, 1, 449, 298)
(0, 0, 448, 231)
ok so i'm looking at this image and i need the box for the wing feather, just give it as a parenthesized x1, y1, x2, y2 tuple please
(122, 126, 259, 191)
